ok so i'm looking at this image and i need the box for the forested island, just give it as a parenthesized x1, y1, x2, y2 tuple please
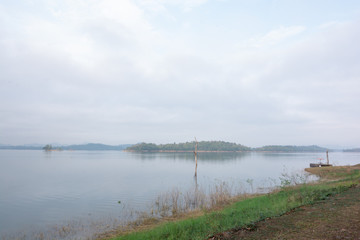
(125, 141, 330, 153)
(125, 141, 250, 152)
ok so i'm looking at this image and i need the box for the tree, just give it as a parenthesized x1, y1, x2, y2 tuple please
(43, 144, 52, 151)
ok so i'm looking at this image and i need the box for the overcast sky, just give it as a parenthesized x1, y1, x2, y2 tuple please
(1, 0, 360, 147)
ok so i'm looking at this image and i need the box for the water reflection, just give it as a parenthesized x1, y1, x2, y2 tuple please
(131, 151, 250, 162)
(257, 152, 327, 160)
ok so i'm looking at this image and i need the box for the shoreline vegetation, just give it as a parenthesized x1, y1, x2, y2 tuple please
(101, 164, 360, 240)
(0, 141, 359, 152)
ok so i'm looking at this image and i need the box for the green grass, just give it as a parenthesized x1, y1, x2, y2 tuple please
(109, 167, 359, 240)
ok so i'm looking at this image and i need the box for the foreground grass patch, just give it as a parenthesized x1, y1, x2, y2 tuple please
(109, 165, 359, 240)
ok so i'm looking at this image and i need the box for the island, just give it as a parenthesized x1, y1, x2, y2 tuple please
(125, 141, 330, 153)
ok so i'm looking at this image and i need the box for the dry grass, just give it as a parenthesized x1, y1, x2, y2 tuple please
(98, 174, 308, 240)
(97, 180, 254, 239)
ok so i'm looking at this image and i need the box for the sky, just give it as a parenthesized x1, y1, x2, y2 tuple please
(1, 0, 360, 147)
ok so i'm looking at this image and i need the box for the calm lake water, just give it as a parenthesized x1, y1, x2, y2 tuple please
(0, 150, 359, 238)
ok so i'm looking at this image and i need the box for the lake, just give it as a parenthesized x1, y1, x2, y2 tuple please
(0, 150, 359, 238)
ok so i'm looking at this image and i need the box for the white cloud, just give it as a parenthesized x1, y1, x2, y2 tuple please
(138, 0, 209, 12)
(1, 1, 360, 146)
(247, 25, 307, 48)
(2, 0, 159, 71)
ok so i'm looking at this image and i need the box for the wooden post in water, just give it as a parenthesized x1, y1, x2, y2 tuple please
(326, 150, 329, 165)
(194, 137, 198, 177)
(194, 170, 198, 208)
(193, 138, 198, 208)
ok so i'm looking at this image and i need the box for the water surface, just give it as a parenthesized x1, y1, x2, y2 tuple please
(0, 150, 359, 237)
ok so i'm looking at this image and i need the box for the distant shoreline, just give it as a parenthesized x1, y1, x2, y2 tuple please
(0, 149, 347, 153)
(1, 141, 359, 152)
(0, 149, 348, 153)
(124, 150, 340, 153)
(0, 143, 131, 151)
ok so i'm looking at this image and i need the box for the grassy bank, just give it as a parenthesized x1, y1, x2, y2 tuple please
(105, 165, 360, 240)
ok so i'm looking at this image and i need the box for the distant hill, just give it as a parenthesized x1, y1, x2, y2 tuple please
(0, 143, 133, 151)
(125, 141, 251, 152)
(343, 148, 360, 152)
(0, 145, 42, 150)
(60, 143, 132, 151)
(253, 145, 328, 152)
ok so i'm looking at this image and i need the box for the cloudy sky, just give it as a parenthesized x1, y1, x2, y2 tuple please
(1, 0, 360, 147)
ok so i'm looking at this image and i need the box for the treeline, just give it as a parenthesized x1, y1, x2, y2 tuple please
(343, 148, 360, 152)
(43, 144, 62, 151)
(125, 142, 330, 152)
(126, 141, 251, 152)
(41, 143, 131, 151)
(0, 145, 42, 150)
(253, 145, 328, 152)
(0, 143, 131, 151)
(59, 143, 132, 151)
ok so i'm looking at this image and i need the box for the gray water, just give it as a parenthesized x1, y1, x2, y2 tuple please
(0, 150, 359, 237)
